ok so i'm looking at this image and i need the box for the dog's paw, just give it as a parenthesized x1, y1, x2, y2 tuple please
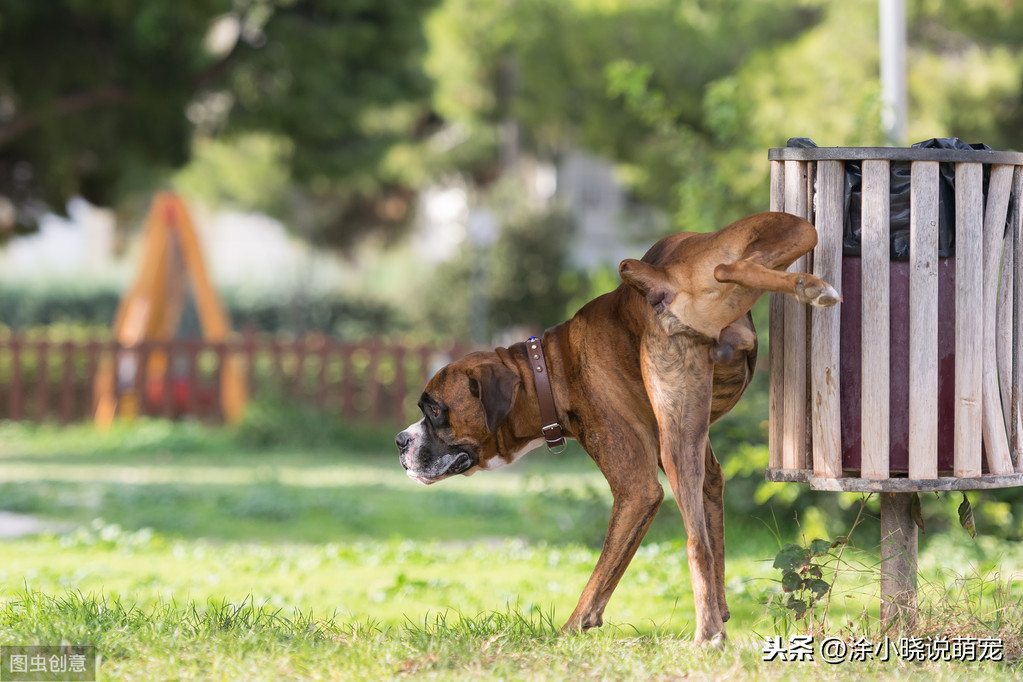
(796, 278, 841, 308)
(811, 283, 841, 307)
(694, 628, 728, 648)
(560, 612, 601, 635)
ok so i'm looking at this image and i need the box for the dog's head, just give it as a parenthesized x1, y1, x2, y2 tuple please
(396, 351, 534, 485)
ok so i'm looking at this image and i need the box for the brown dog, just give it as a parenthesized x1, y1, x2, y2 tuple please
(396, 211, 838, 643)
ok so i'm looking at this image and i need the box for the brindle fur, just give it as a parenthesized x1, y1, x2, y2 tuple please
(619, 211, 837, 643)
(396, 211, 838, 643)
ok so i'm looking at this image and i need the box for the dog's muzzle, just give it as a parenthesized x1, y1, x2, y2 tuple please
(395, 427, 475, 484)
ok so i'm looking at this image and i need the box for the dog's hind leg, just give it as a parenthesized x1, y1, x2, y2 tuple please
(642, 334, 725, 644)
(703, 441, 728, 623)
(714, 260, 839, 308)
(713, 211, 839, 308)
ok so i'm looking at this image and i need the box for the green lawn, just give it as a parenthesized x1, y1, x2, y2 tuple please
(1, 419, 1021, 679)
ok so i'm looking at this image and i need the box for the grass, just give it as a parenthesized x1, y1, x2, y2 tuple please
(0, 591, 785, 680)
(1, 417, 1022, 679)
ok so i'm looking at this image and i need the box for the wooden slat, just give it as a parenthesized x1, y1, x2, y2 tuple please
(161, 343, 175, 418)
(214, 343, 227, 421)
(297, 340, 310, 398)
(370, 347, 384, 422)
(805, 160, 817, 225)
(1015, 167, 1023, 471)
(997, 184, 1014, 449)
(955, 163, 984, 478)
(59, 341, 75, 424)
(272, 341, 284, 390)
(811, 160, 844, 478)
(244, 331, 257, 397)
(10, 336, 23, 420)
(132, 344, 148, 418)
(782, 160, 809, 470)
(770, 159, 785, 212)
(1002, 166, 1023, 470)
(85, 339, 101, 418)
(35, 341, 50, 422)
(908, 161, 939, 479)
(768, 160, 785, 469)
(861, 160, 890, 479)
(186, 340, 201, 416)
(419, 347, 433, 390)
(981, 164, 1014, 474)
(316, 345, 330, 409)
(342, 347, 356, 416)
(392, 347, 407, 424)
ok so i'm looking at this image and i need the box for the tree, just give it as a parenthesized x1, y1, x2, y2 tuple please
(0, 0, 438, 245)
(425, 0, 1023, 237)
(424, 0, 823, 232)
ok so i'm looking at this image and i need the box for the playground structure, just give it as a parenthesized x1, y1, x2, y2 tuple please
(766, 145, 1023, 628)
(94, 192, 246, 427)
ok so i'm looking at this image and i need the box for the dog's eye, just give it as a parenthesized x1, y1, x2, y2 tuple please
(430, 407, 440, 417)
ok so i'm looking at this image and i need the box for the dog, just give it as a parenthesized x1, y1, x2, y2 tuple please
(396, 211, 839, 643)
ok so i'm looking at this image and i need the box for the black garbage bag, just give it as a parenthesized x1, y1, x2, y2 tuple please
(787, 137, 996, 260)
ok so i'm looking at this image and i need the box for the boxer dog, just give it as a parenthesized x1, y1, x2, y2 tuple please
(396, 211, 838, 644)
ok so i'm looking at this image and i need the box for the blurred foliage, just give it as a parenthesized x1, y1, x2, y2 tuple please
(424, 0, 1023, 235)
(225, 294, 400, 338)
(425, 0, 823, 231)
(1, 0, 1021, 248)
(415, 175, 583, 339)
(0, 0, 439, 247)
(0, 287, 122, 331)
(235, 398, 396, 451)
(172, 133, 293, 220)
(0, 285, 399, 339)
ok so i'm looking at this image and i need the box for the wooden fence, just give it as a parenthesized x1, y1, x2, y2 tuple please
(0, 334, 470, 427)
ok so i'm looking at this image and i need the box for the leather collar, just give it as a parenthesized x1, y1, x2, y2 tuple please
(527, 336, 567, 454)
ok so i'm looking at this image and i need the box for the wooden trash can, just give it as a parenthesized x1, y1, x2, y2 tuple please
(764, 145, 1023, 628)
(766, 146, 1023, 491)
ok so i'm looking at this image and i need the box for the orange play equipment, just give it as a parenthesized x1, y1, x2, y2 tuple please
(94, 192, 245, 427)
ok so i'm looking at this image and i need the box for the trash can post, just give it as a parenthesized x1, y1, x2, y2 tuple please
(879, 491, 918, 631)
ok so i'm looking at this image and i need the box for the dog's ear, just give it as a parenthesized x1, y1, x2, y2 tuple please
(468, 362, 521, 433)
(619, 259, 675, 314)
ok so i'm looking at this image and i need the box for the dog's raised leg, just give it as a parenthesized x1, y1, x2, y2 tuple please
(561, 420, 664, 633)
(714, 260, 839, 307)
(642, 333, 725, 644)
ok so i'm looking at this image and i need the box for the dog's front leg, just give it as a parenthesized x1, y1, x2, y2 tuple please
(562, 424, 663, 633)
(642, 337, 725, 645)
